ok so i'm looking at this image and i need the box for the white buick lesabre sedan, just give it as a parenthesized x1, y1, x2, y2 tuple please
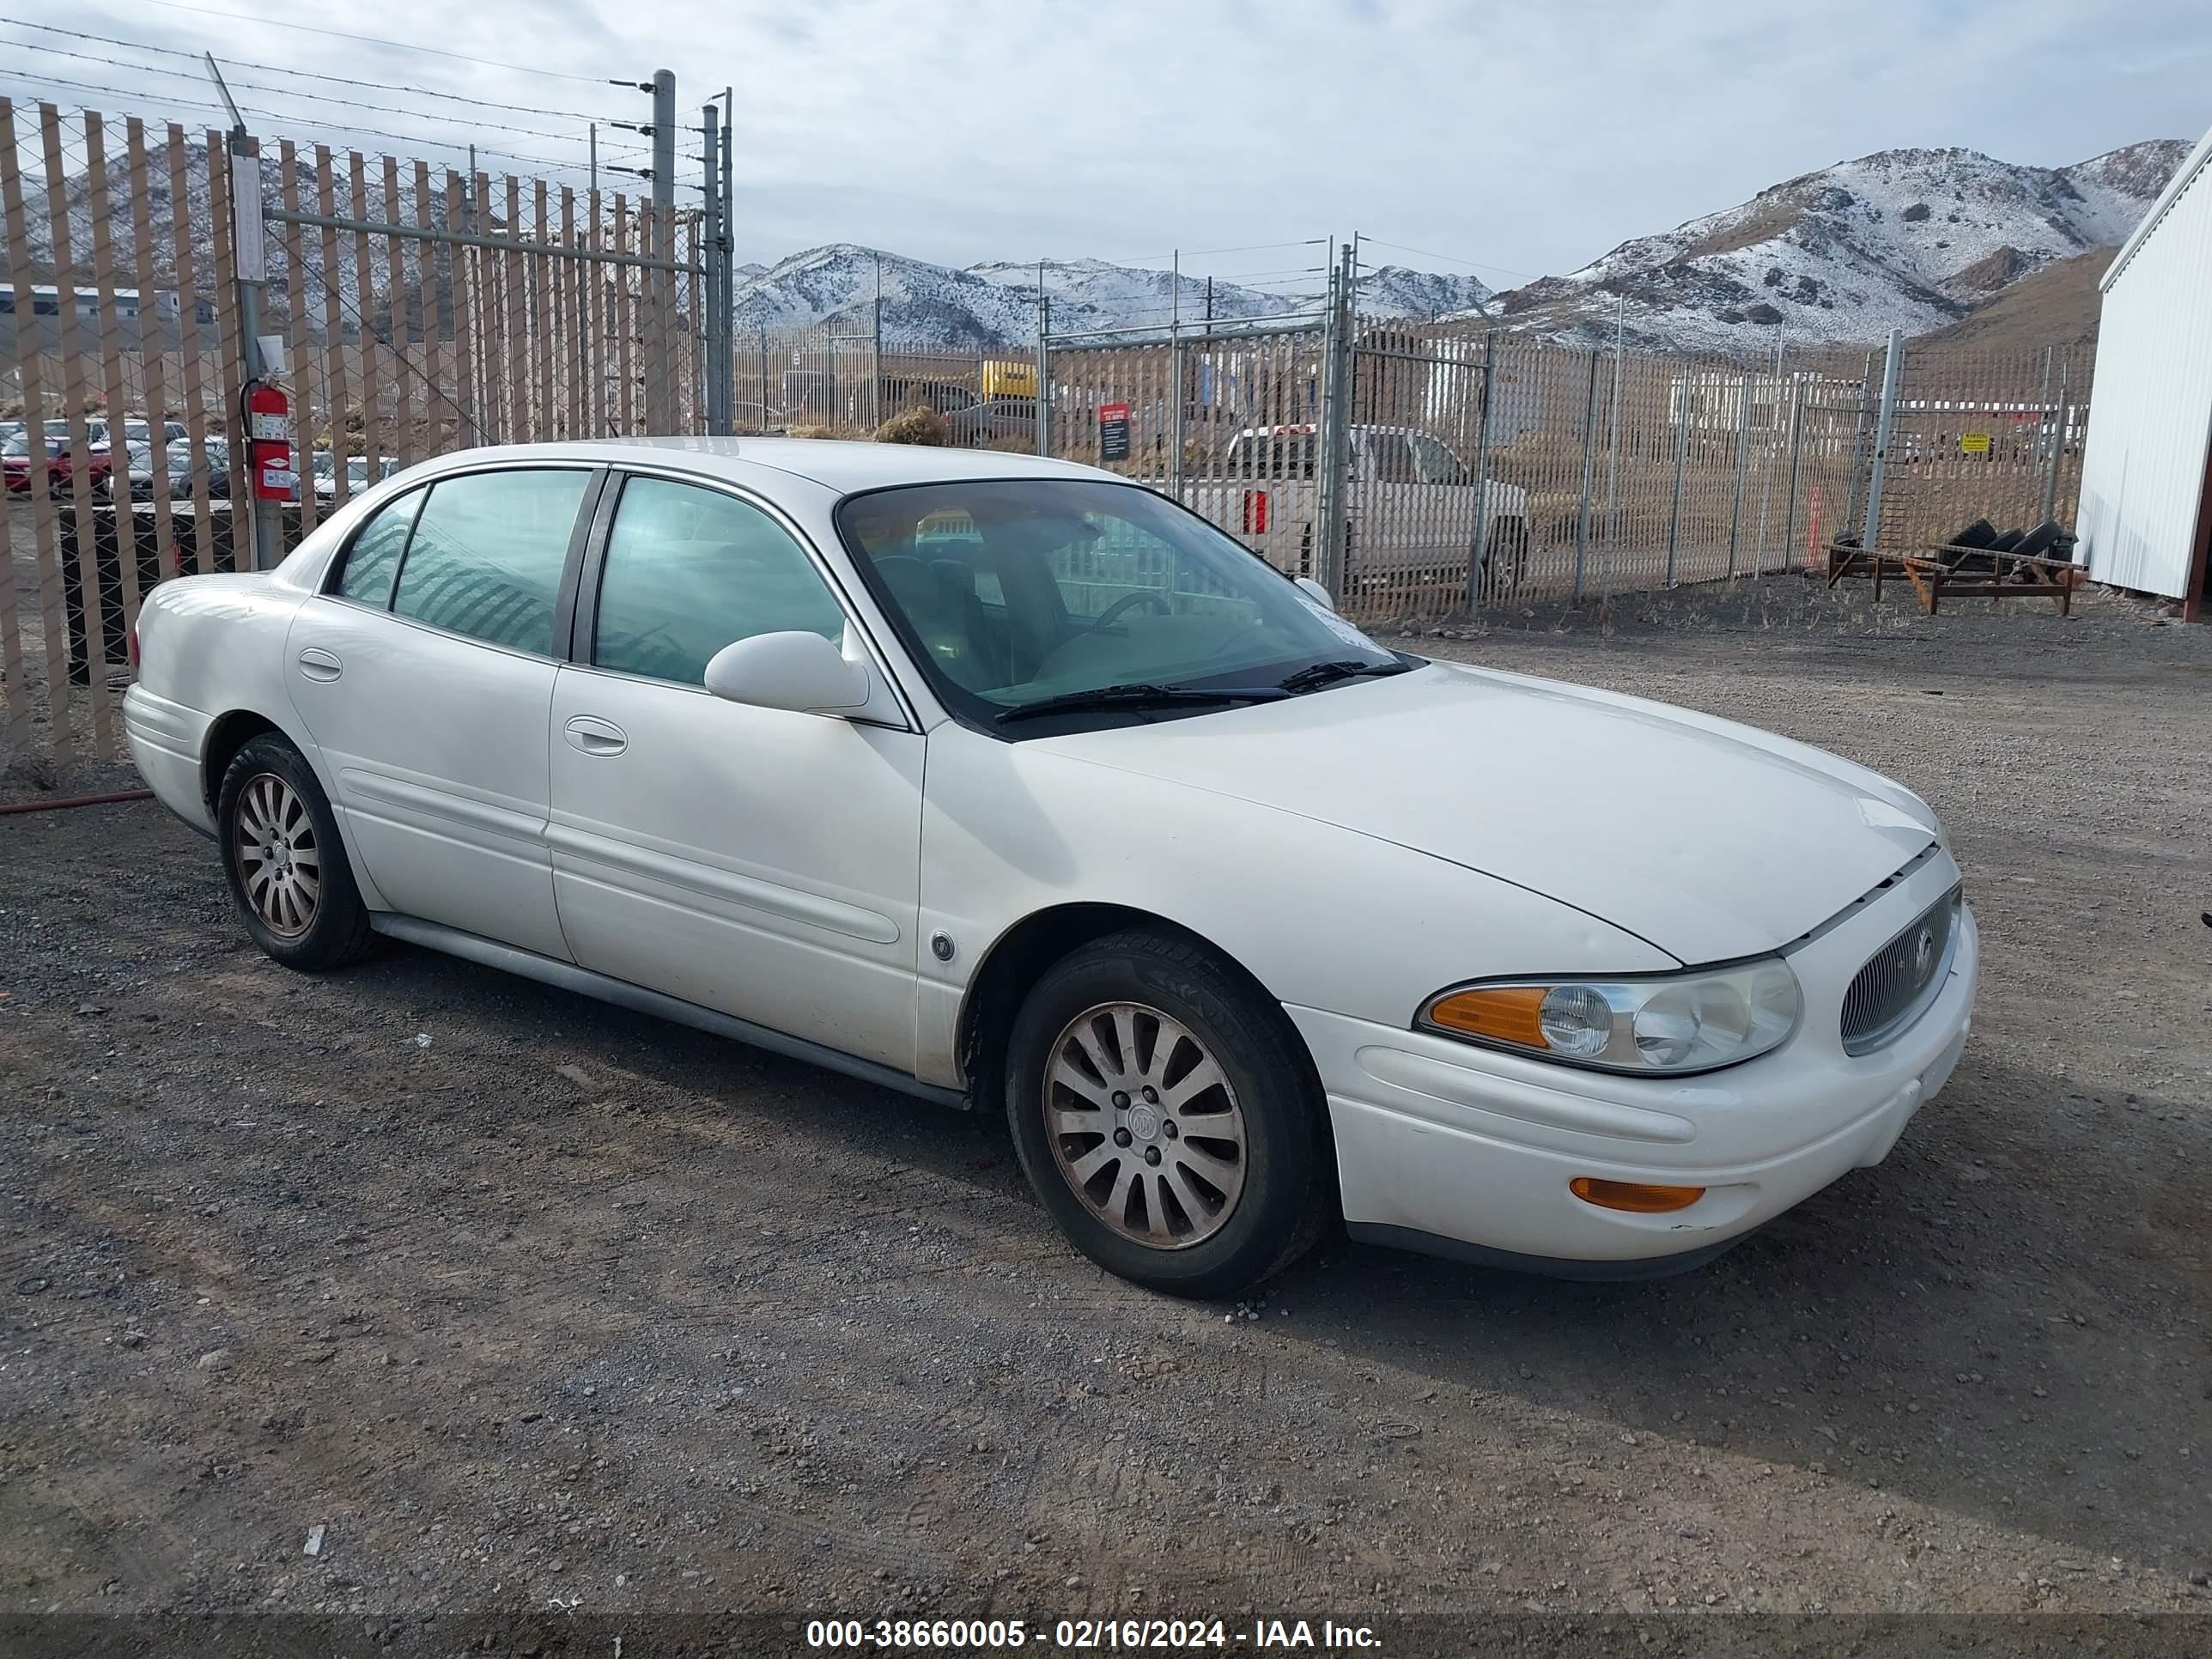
(124, 440, 1977, 1297)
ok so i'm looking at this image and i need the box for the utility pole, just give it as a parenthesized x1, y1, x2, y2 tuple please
(721, 87, 735, 433)
(205, 54, 279, 571)
(1034, 280, 1051, 456)
(873, 252, 884, 430)
(648, 69, 676, 432)
(588, 124, 598, 197)
(1316, 243, 1356, 596)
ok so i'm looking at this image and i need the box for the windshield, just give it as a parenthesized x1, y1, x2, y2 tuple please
(836, 478, 1397, 732)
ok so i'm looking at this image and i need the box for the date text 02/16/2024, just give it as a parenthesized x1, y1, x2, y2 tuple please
(804, 1618, 1382, 1649)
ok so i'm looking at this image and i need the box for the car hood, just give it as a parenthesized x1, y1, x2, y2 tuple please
(1037, 659, 1940, 964)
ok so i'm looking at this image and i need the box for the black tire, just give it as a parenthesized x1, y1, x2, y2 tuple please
(1481, 517, 1529, 605)
(1005, 929, 1331, 1298)
(216, 732, 375, 971)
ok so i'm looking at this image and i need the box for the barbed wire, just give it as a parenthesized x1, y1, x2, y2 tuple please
(1, 37, 652, 154)
(0, 17, 638, 123)
(0, 76, 606, 186)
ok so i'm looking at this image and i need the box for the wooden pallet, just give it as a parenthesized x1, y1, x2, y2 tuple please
(1826, 541, 2078, 616)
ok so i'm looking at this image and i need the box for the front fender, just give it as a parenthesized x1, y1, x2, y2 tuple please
(913, 722, 1672, 1088)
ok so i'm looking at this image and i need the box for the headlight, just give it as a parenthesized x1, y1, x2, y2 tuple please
(1419, 958, 1802, 1075)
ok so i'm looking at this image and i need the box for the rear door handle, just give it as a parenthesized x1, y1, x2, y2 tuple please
(562, 714, 627, 757)
(297, 647, 342, 682)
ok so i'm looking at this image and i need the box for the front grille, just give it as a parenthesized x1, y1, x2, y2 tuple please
(1840, 886, 1961, 1056)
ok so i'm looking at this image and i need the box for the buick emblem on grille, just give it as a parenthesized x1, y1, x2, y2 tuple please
(1912, 926, 1936, 983)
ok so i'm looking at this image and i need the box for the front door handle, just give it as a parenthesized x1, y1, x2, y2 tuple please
(562, 714, 628, 757)
(297, 647, 342, 682)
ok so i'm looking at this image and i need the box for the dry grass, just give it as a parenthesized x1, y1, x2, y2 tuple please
(872, 404, 951, 446)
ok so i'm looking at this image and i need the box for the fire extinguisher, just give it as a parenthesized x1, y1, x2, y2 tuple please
(245, 381, 295, 501)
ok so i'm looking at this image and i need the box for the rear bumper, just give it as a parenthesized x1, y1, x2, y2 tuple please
(1291, 860, 1978, 1275)
(121, 684, 216, 836)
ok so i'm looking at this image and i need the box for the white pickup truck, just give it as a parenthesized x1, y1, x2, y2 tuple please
(1175, 423, 1534, 599)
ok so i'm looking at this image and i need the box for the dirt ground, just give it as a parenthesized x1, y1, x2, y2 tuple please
(2, 569, 2209, 1655)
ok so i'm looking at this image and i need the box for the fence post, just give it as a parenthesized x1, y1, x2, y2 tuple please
(207, 56, 282, 571)
(2042, 357, 2069, 525)
(1750, 344, 1783, 574)
(1603, 295, 1623, 547)
(1316, 246, 1355, 598)
(872, 252, 884, 432)
(701, 102, 728, 435)
(1665, 373, 1690, 587)
(1572, 349, 1601, 600)
(1170, 248, 1185, 502)
(1861, 327, 1904, 550)
(1725, 364, 1753, 578)
(1467, 326, 1498, 611)
(721, 94, 734, 426)
(1780, 366, 1808, 578)
(1839, 349, 1875, 544)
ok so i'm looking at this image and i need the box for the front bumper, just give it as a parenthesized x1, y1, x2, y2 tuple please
(1291, 853, 1978, 1275)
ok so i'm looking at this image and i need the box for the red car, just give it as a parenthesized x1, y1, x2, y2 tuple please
(3, 422, 115, 495)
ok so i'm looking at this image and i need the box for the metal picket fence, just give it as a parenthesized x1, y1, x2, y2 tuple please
(0, 95, 707, 773)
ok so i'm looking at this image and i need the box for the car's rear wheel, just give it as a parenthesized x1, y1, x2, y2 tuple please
(1006, 930, 1330, 1297)
(216, 733, 374, 970)
(1481, 516, 1529, 603)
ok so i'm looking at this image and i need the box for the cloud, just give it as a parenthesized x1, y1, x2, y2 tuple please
(21, 0, 2210, 287)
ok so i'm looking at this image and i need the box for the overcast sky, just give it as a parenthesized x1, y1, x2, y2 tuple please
(15, 0, 2212, 289)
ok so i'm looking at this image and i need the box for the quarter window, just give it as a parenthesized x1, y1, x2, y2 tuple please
(592, 477, 845, 685)
(390, 469, 591, 655)
(331, 487, 423, 609)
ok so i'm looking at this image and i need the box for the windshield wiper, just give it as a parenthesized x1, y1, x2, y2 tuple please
(1275, 658, 1412, 694)
(994, 681, 1289, 724)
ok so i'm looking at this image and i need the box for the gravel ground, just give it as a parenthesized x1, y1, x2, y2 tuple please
(2, 570, 2209, 1654)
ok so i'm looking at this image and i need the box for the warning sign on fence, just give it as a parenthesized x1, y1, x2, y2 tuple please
(1960, 432, 1990, 454)
(1099, 401, 1131, 463)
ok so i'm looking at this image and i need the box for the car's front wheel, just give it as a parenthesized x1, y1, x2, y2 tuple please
(216, 733, 375, 970)
(1006, 930, 1330, 1297)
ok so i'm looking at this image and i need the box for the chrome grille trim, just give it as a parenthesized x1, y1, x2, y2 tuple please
(1840, 885, 1962, 1056)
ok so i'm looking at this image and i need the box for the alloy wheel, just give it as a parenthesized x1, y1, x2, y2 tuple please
(1043, 1000, 1248, 1249)
(233, 772, 321, 939)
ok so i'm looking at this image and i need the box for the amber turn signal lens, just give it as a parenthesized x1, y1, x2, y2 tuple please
(1425, 986, 1551, 1048)
(1569, 1176, 1706, 1214)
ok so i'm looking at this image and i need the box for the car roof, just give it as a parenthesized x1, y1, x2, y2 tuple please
(523, 436, 1112, 495)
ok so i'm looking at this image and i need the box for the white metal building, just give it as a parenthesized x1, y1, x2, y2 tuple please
(2076, 124, 2212, 621)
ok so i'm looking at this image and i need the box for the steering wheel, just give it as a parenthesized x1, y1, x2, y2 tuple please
(1088, 590, 1171, 632)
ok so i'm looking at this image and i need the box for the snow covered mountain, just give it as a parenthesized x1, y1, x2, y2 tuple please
(13, 136, 2179, 358)
(731, 245, 1489, 346)
(1487, 141, 2188, 354)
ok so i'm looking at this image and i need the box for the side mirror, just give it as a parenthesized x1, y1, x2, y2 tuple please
(702, 631, 870, 715)
(1294, 576, 1337, 612)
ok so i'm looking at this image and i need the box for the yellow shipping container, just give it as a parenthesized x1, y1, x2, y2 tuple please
(980, 360, 1036, 399)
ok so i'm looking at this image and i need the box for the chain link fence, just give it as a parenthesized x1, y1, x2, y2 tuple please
(1032, 310, 2095, 624)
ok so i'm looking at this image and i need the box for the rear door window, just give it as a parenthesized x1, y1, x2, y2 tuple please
(390, 469, 592, 655)
(331, 487, 424, 608)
